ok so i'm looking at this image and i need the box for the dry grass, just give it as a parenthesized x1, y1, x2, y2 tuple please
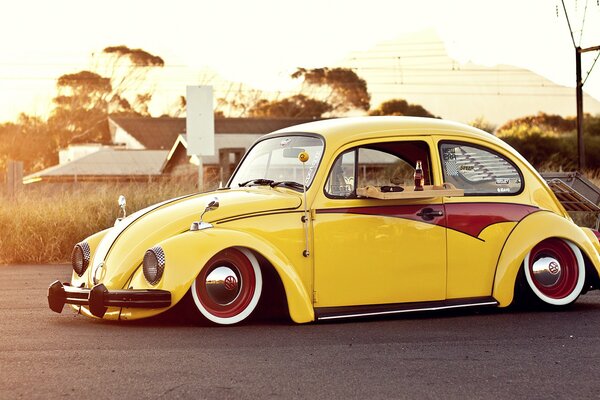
(0, 180, 198, 264)
(2, 172, 600, 265)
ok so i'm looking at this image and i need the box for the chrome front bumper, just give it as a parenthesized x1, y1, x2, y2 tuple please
(47, 280, 171, 318)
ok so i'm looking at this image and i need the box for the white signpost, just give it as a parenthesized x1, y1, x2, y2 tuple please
(186, 86, 215, 191)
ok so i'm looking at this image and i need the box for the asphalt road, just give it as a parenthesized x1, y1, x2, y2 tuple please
(0, 264, 599, 400)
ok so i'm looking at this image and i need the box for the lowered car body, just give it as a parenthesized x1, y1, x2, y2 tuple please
(48, 117, 600, 325)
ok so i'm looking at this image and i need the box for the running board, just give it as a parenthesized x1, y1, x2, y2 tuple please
(315, 297, 498, 321)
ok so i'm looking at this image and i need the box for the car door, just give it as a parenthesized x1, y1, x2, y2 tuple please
(311, 137, 447, 308)
(438, 139, 535, 299)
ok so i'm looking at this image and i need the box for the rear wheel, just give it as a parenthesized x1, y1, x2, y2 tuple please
(191, 247, 262, 325)
(523, 238, 585, 307)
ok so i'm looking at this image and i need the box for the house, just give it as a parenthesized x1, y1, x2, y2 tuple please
(25, 116, 317, 187)
(23, 148, 169, 184)
(110, 116, 317, 186)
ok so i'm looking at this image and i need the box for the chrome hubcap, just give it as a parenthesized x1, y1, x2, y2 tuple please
(205, 266, 240, 305)
(532, 256, 562, 287)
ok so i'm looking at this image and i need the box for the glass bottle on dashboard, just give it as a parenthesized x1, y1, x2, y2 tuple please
(414, 160, 424, 191)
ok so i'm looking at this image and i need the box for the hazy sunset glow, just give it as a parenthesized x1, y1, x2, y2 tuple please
(1, 0, 599, 122)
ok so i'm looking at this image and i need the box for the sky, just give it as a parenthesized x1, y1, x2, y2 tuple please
(1, 0, 599, 123)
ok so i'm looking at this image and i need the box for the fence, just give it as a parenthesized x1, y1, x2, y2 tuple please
(3, 160, 23, 199)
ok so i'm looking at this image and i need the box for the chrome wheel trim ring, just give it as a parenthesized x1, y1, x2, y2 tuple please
(191, 247, 262, 325)
(524, 239, 586, 306)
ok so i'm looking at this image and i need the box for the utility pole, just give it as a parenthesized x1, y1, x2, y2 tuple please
(575, 45, 600, 170)
(576, 46, 584, 170)
(561, 0, 600, 171)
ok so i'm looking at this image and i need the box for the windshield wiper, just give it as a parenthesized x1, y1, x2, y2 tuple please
(238, 179, 275, 187)
(270, 181, 304, 190)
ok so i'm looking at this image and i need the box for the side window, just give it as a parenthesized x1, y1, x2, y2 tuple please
(440, 142, 522, 195)
(357, 148, 413, 188)
(325, 150, 356, 198)
(325, 140, 431, 198)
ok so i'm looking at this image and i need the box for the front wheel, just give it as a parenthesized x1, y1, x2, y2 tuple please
(523, 238, 586, 307)
(191, 247, 262, 325)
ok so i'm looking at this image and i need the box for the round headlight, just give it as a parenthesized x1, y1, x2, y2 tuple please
(143, 246, 165, 285)
(71, 242, 91, 276)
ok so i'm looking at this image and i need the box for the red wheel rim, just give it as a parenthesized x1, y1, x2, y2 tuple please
(528, 238, 579, 299)
(195, 248, 256, 318)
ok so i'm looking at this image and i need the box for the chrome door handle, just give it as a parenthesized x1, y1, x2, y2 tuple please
(416, 207, 444, 221)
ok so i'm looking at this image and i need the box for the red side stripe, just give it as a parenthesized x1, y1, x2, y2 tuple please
(445, 203, 538, 237)
(316, 203, 538, 239)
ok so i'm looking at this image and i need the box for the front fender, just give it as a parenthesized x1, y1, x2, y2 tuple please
(128, 228, 314, 323)
(71, 228, 111, 288)
(493, 211, 600, 306)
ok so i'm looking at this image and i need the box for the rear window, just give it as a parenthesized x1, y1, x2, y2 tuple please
(440, 142, 522, 195)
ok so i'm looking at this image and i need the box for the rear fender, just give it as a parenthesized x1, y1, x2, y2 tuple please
(129, 228, 314, 323)
(493, 211, 600, 306)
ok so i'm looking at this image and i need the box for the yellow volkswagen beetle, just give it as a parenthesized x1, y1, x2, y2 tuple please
(48, 116, 600, 325)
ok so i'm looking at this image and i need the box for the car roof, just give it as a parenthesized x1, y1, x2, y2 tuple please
(266, 116, 541, 177)
(270, 116, 503, 150)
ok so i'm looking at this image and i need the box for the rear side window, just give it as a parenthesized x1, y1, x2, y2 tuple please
(440, 142, 522, 195)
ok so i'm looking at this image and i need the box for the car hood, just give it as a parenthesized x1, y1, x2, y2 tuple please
(89, 187, 302, 288)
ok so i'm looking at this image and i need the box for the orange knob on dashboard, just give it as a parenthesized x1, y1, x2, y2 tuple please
(298, 152, 309, 163)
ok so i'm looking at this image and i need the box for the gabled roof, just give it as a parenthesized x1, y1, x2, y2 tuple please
(109, 116, 317, 150)
(110, 117, 184, 150)
(161, 132, 264, 171)
(24, 148, 168, 183)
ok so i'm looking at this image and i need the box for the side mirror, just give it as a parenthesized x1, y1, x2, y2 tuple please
(190, 197, 219, 231)
(205, 198, 219, 213)
(118, 195, 127, 219)
(114, 195, 127, 226)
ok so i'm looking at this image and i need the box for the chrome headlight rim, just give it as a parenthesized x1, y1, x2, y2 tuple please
(143, 246, 166, 285)
(72, 242, 91, 277)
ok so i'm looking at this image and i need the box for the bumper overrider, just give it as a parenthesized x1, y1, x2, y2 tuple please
(47, 280, 171, 318)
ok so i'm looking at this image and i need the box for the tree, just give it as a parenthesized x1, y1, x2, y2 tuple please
(292, 67, 370, 113)
(369, 99, 437, 118)
(248, 94, 332, 118)
(49, 71, 112, 145)
(214, 67, 370, 118)
(469, 117, 496, 134)
(97, 45, 164, 116)
(496, 112, 575, 137)
(491, 112, 600, 171)
(215, 86, 265, 117)
(0, 45, 166, 175)
(501, 132, 578, 170)
(585, 114, 600, 136)
(48, 46, 165, 147)
(0, 114, 56, 174)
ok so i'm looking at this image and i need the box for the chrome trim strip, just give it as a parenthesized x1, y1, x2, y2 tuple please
(316, 300, 499, 321)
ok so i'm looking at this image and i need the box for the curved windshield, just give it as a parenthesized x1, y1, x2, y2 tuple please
(229, 135, 324, 189)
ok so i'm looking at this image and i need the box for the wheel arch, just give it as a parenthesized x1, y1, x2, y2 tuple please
(154, 228, 314, 323)
(493, 211, 600, 306)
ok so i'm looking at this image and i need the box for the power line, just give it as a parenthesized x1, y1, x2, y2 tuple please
(350, 67, 532, 73)
(560, 0, 600, 169)
(366, 81, 572, 89)
(361, 41, 448, 47)
(584, 50, 600, 84)
(579, 0, 589, 44)
(561, 0, 578, 47)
